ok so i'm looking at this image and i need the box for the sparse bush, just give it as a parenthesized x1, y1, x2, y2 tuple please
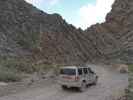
(32, 63, 62, 73)
(0, 57, 62, 82)
(0, 66, 21, 82)
(128, 64, 133, 100)
(128, 65, 133, 72)
(0, 58, 34, 73)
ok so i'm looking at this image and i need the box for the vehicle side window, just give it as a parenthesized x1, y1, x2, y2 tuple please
(83, 68, 88, 74)
(78, 68, 82, 75)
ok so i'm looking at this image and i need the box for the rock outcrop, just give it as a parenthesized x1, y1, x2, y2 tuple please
(0, 0, 86, 64)
(0, 0, 132, 64)
(85, 0, 133, 63)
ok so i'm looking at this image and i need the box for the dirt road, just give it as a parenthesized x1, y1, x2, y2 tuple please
(0, 65, 128, 100)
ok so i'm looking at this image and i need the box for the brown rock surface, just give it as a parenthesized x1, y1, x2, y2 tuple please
(0, 0, 84, 64)
(85, 0, 133, 63)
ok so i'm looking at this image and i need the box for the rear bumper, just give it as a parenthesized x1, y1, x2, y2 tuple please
(58, 80, 81, 88)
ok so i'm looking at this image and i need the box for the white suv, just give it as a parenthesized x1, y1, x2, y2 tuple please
(58, 66, 98, 92)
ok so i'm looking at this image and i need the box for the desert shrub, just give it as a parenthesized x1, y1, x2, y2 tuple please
(128, 65, 133, 72)
(128, 65, 133, 100)
(0, 58, 34, 73)
(32, 63, 61, 71)
(0, 56, 63, 82)
(0, 66, 21, 82)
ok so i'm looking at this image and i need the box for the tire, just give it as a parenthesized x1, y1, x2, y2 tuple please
(79, 82, 87, 92)
(93, 76, 98, 85)
(61, 85, 67, 90)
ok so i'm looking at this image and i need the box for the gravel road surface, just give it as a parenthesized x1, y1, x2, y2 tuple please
(0, 65, 128, 100)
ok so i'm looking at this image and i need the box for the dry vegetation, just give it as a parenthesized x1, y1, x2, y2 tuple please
(0, 57, 61, 82)
(127, 65, 133, 100)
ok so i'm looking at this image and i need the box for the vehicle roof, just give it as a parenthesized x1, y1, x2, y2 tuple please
(60, 66, 77, 69)
(60, 66, 91, 69)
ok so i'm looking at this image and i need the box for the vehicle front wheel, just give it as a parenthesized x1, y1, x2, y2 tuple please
(93, 76, 98, 85)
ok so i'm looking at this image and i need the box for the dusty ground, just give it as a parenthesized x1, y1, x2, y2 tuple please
(0, 65, 128, 100)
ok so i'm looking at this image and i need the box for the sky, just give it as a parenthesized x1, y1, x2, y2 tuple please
(25, 0, 115, 29)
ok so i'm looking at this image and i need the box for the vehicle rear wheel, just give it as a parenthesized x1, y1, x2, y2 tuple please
(79, 82, 87, 92)
(61, 85, 67, 90)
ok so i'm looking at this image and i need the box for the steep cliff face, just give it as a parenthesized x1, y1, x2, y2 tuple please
(0, 0, 132, 64)
(0, 0, 86, 64)
(107, 0, 133, 52)
(85, 0, 133, 63)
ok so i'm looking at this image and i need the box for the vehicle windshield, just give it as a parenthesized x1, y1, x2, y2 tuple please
(60, 68, 76, 75)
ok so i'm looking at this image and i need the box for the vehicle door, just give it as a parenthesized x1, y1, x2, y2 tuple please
(83, 68, 89, 84)
(88, 68, 95, 83)
(77, 68, 83, 82)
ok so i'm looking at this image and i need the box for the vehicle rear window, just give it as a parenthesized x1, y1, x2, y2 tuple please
(60, 68, 76, 75)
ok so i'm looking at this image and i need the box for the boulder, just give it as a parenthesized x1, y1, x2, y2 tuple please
(117, 64, 128, 73)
